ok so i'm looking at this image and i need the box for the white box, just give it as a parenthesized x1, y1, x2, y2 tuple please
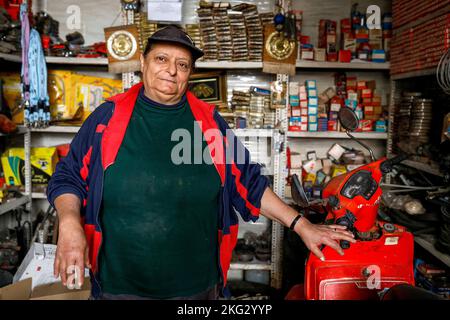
(14, 243, 90, 290)
(308, 89, 318, 97)
(148, 1, 182, 22)
(330, 103, 341, 112)
(290, 153, 303, 169)
(308, 97, 318, 105)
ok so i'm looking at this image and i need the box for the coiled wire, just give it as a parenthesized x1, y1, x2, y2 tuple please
(436, 48, 450, 95)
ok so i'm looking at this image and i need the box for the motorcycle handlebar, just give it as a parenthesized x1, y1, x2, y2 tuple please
(380, 153, 409, 174)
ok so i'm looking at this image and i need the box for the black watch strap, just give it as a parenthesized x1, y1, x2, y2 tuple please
(289, 214, 303, 231)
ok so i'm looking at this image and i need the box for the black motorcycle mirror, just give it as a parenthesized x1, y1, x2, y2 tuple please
(291, 174, 310, 207)
(338, 107, 376, 162)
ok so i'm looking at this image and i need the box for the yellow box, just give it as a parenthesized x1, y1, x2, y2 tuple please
(48, 70, 122, 124)
(0, 72, 23, 124)
(1, 147, 58, 186)
(48, 70, 78, 121)
(73, 74, 122, 122)
(330, 165, 347, 178)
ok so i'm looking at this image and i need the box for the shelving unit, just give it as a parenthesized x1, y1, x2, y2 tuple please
(402, 160, 443, 178)
(287, 131, 388, 140)
(0, 195, 31, 216)
(415, 235, 450, 268)
(0, 53, 390, 70)
(230, 261, 272, 271)
(8, 0, 447, 296)
(0, 128, 32, 217)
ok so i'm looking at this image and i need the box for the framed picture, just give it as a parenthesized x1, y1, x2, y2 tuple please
(188, 71, 227, 106)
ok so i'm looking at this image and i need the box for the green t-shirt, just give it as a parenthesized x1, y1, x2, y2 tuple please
(98, 89, 221, 298)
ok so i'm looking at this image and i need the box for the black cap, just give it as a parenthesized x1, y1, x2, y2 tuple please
(145, 25, 204, 62)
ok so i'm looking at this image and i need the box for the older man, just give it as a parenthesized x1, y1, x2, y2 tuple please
(47, 25, 354, 300)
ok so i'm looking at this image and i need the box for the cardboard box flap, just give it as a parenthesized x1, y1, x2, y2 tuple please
(31, 277, 90, 300)
(0, 278, 32, 300)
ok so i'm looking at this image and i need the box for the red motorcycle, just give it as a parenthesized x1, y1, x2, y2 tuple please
(286, 107, 417, 300)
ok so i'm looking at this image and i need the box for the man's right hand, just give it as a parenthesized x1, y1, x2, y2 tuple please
(53, 219, 91, 288)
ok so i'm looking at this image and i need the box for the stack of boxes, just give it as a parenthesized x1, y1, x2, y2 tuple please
(328, 96, 342, 131)
(381, 13, 392, 61)
(288, 82, 308, 131)
(229, 88, 275, 129)
(318, 20, 338, 62)
(306, 80, 319, 132)
(287, 76, 385, 133)
(231, 90, 250, 128)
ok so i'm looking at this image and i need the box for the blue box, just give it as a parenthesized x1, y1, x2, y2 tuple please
(305, 80, 317, 90)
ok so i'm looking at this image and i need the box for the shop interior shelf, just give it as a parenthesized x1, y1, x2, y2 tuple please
(391, 68, 436, 81)
(0, 126, 28, 136)
(20, 125, 274, 137)
(230, 260, 272, 271)
(0, 53, 390, 70)
(415, 235, 450, 268)
(402, 160, 443, 177)
(287, 131, 388, 139)
(0, 196, 31, 216)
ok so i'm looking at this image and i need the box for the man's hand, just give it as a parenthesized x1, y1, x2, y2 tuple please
(294, 216, 356, 260)
(54, 219, 91, 288)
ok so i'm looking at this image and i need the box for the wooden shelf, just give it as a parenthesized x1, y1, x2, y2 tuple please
(287, 131, 388, 140)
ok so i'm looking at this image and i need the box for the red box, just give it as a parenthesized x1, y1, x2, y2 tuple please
(361, 89, 372, 99)
(364, 106, 374, 116)
(291, 107, 302, 117)
(327, 52, 338, 62)
(357, 81, 367, 90)
(339, 50, 352, 63)
(328, 120, 338, 131)
(301, 35, 311, 44)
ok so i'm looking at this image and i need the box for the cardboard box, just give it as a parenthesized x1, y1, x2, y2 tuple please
(357, 81, 367, 90)
(48, 70, 122, 124)
(369, 29, 383, 39)
(343, 39, 357, 52)
(0, 243, 91, 300)
(305, 80, 317, 89)
(361, 89, 373, 98)
(0, 72, 22, 124)
(339, 50, 352, 63)
(314, 48, 326, 61)
(346, 77, 357, 88)
(369, 39, 383, 50)
(373, 106, 383, 114)
(0, 277, 91, 300)
(308, 97, 318, 106)
(308, 89, 318, 97)
(291, 107, 301, 117)
(1, 147, 58, 186)
(301, 49, 314, 60)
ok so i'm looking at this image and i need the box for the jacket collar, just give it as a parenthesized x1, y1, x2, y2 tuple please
(102, 82, 225, 184)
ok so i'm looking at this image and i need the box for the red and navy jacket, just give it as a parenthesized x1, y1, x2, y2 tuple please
(47, 82, 269, 298)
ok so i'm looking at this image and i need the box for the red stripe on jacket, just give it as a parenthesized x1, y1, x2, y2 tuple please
(80, 146, 93, 181)
(218, 225, 239, 287)
(231, 161, 260, 217)
(84, 224, 102, 272)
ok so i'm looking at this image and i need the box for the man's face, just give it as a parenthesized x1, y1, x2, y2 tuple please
(140, 42, 193, 104)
